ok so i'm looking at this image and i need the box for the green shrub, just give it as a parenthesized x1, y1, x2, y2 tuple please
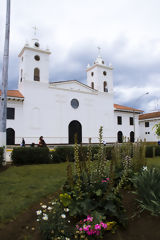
(11, 147, 50, 165)
(50, 145, 112, 164)
(132, 168, 160, 216)
(50, 146, 74, 163)
(155, 146, 160, 156)
(145, 145, 154, 158)
(0, 147, 4, 166)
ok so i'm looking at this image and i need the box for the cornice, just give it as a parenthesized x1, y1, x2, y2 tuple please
(18, 46, 51, 57)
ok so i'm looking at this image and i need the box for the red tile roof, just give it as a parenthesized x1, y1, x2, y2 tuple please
(139, 111, 160, 120)
(114, 104, 143, 113)
(0, 90, 24, 98)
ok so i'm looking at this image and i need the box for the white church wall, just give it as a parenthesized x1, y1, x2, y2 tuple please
(17, 81, 116, 144)
(6, 101, 24, 144)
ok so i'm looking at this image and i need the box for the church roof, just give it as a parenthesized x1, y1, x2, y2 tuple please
(139, 111, 160, 120)
(0, 90, 24, 99)
(114, 104, 143, 113)
(50, 80, 98, 91)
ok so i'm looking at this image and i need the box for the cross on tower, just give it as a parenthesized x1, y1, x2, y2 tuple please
(33, 26, 38, 37)
(97, 46, 101, 56)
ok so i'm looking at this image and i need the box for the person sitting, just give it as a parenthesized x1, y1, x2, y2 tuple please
(30, 143, 35, 147)
(38, 136, 46, 147)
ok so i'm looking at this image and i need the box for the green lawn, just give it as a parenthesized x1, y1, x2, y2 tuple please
(0, 163, 67, 223)
(146, 156, 160, 168)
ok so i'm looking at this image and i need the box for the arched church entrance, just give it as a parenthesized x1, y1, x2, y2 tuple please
(117, 131, 123, 143)
(69, 120, 82, 144)
(130, 131, 134, 143)
(6, 128, 15, 145)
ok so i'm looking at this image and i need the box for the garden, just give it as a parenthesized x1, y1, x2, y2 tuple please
(0, 127, 160, 240)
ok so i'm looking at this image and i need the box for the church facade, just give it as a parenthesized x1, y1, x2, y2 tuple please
(3, 38, 146, 145)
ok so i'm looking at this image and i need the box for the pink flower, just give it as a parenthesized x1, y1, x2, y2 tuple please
(86, 229, 97, 235)
(87, 215, 93, 222)
(100, 222, 107, 229)
(102, 180, 107, 183)
(83, 225, 91, 231)
(95, 224, 101, 230)
(79, 228, 82, 231)
(106, 177, 109, 181)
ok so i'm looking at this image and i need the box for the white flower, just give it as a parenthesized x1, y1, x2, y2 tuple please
(42, 214, 48, 221)
(37, 219, 40, 222)
(36, 210, 42, 215)
(48, 206, 52, 210)
(64, 208, 69, 212)
(51, 201, 56, 205)
(65, 238, 70, 240)
(61, 214, 66, 218)
(143, 166, 148, 171)
(42, 205, 47, 209)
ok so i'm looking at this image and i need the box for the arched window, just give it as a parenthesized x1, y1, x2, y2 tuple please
(104, 81, 108, 92)
(34, 68, 40, 81)
(117, 131, 123, 143)
(20, 69, 23, 82)
(91, 82, 94, 89)
(130, 131, 134, 143)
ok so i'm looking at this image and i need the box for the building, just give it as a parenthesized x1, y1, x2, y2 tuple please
(0, 37, 144, 145)
(139, 111, 160, 142)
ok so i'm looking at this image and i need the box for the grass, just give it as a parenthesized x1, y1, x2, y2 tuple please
(146, 156, 160, 168)
(0, 163, 67, 223)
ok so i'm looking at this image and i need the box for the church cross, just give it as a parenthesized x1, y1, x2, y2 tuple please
(33, 26, 38, 37)
(97, 46, 101, 56)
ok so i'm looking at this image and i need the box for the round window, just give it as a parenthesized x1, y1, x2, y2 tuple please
(34, 55, 40, 61)
(34, 42, 40, 47)
(91, 72, 94, 76)
(71, 99, 79, 109)
(103, 71, 107, 76)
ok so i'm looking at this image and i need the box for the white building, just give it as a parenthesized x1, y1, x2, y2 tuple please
(139, 112, 160, 142)
(1, 37, 144, 145)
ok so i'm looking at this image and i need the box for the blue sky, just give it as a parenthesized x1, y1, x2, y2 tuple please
(1, 0, 160, 112)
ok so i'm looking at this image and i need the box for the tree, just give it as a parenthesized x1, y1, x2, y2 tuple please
(153, 122, 160, 137)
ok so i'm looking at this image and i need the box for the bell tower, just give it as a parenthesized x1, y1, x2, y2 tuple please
(18, 31, 51, 88)
(86, 48, 113, 93)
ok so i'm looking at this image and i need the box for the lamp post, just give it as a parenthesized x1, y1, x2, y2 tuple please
(0, 0, 11, 161)
(132, 92, 149, 142)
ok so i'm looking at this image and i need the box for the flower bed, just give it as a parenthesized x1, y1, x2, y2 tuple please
(36, 128, 160, 240)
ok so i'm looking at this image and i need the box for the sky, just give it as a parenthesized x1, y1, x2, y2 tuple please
(0, 0, 160, 112)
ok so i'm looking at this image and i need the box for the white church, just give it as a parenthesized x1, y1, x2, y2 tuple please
(1, 36, 159, 146)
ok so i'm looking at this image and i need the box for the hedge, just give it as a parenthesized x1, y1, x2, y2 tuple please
(50, 145, 113, 163)
(11, 147, 50, 165)
(145, 145, 160, 158)
(0, 147, 4, 166)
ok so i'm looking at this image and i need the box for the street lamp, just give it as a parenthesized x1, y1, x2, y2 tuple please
(132, 92, 149, 142)
(0, 0, 11, 163)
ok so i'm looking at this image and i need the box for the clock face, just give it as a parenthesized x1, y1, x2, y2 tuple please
(71, 99, 79, 109)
